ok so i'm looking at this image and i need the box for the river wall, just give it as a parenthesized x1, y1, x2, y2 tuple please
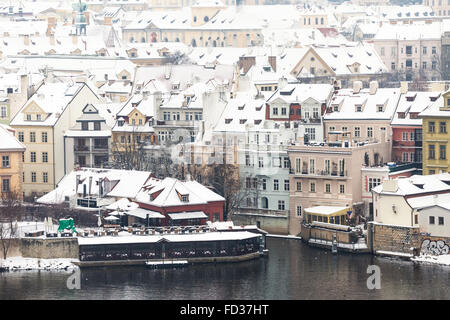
(231, 213, 288, 235)
(367, 222, 421, 255)
(1, 238, 79, 259)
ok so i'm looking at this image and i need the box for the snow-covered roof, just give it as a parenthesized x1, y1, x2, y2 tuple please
(135, 177, 225, 207)
(324, 87, 401, 121)
(419, 93, 450, 118)
(391, 91, 441, 126)
(407, 193, 450, 210)
(77, 230, 260, 245)
(372, 173, 450, 196)
(0, 124, 25, 152)
(37, 168, 153, 205)
(268, 83, 333, 105)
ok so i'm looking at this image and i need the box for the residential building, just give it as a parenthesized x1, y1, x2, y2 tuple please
(423, 0, 450, 17)
(372, 173, 450, 227)
(419, 90, 450, 174)
(265, 83, 333, 142)
(442, 31, 450, 80)
(372, 22, 444, 81)
(391, 90, 441, 165)
(288, 133, 391, 235)
(9, 81, 101, 198)
(323, 81, 400, 163)
(0, 124, 26, 200)
(64, 103, 118, 170)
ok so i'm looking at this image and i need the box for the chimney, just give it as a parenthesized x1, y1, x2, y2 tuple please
(369, 80, 378, 95)
(238, 56, 256, 74)
(49, 33, 55, 46)
(382, 179, 398, 193)
(353, 80, 362, 94)
(23, 34, 30, 46)
(104, 16, 112, 26)
(400, 81, 408, 94)
(268, 56, 276, 72)
(72, 34, 78, 45)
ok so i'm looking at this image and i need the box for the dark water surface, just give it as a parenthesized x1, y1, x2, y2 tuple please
(1, 238, 449, 299)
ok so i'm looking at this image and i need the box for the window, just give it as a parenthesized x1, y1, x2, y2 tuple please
(261, 197, 268, 209)
(43, 172, 48, 183)
(429, 121, 435, 133)
(42, 152, 48, 163)
(429, 145, 435, 159)
(325, 183, 331, 193)
(391, 62, 396, 70)
(258, 157, 264, 168)
(297, 206, 302, 216)
(422, 61, 427, 69)
(26, 114, 31, 121)
(339, 184, 345, 194)
(274, 179, 279, 191)
(94, 122, 101, 131)
(439, 217, 444, 225)
(283, 157, 290, 168)
(415, 214, 418, 225)
(30, 152, 36, 162)
(0, 106, 6, 118)
(440, 145, 446, 160)
(405, 46, 412, 55)
(273, 108, 278, 115)
(423, 46, 427, 55)
(2, 155, 9, 168)
(30, 132, 36, 142)
(324, 159, 330, 174)
(368, 178, 381, 191)
(310, 182, 316, 192)
(295, 158, 301, 173)
(81, 122, 88, 131)
(402, 132, 409, 141)
(120, 135, 125, 143)
(296, 182, 302, 191)
(31, 172, 36, 183)
(367, 127, 373, 138)
(262, 179, 266, 190)
(380, 47, 385, 56)
(281, 108, 287, 115)
(18, 132, 24, 142)
(42, 132, 47, 143)
(432, 61, 437, 70)
(402, 152, 409, 162)
(305, 128, 316, 141)
(440, 122, 447, 133)
(429, 216, 435, 225)
(432, 46, 436, 54)
(2, 179, 10, 192)
(309, 159, 315, 174)
(410, 132, 415, 141)
(278, 200, 285, 211)
(245, 154, 250, 166)
(355, 127, 360, 137)
(284, 179, 290, 191)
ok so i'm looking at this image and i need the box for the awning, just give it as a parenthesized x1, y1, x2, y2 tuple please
(168, 211, 208, 220)
(104, 215, 120, 221)
(126, 207, 165, 219)
(304, 206, 350, 217)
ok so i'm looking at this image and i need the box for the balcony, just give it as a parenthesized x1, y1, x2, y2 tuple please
(74, 145, 89, 152)
(291, 169, 348, 178)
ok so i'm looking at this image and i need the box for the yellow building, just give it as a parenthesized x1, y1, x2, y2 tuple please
(0, 125, 25, 200)
(9, 82, 101, 199)
(420, 91, 450, 175)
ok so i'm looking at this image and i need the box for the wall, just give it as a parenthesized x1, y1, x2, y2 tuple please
(301, 223, 353, 243)
(367, 222, 421, 254)
(231, 212, 288, 235)
(19, 238, 79, 259)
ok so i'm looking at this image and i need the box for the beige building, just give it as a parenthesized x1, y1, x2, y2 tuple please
(288, 134, 391, 236)
(9, 82, 101, 199)
(423, 0, 450, 16)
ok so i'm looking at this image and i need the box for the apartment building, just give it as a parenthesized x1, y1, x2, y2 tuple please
(288, 134, 391, 236)
(9, 82, 101, 198)
(0, 125, 25, 200)
(419, 90, 450, 175)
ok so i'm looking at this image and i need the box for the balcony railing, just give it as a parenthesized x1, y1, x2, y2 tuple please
(291, 169, 348, 177)
(74, 145, 89, 152)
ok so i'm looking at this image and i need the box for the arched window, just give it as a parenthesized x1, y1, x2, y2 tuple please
(204, 16, 209, 22)
(320, 17, 324, 25)
(141, 37, 146, 43)
(191, 39, 197, 47)
(213, 40, 217, 47)
(261, 197, 268, 209)
(193, 16, 197, 22)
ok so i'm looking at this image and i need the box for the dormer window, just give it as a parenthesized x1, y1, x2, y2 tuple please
(355, 105, 362, 112)
(225, 119, 232, 124)
(172, 83, 180, 90)
(26, 114, 31, 121)
(82, 122, 88, 131)
(181, 194, 189, 202)
(118, 120, 124, 127)
(398, 112, 405, 119)
(36, 114, 41, 121)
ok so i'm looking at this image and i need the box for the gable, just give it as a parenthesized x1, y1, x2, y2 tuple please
(23, 101, 46, 114)
(302, 97, 320, 105)
(290, 48, 335, 77)
(82, 104, 99, 114)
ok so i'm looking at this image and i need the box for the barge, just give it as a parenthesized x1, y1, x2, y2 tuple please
(74, 230, 266, 268)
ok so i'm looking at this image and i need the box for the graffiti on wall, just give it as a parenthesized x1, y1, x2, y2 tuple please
(420, 239, 450, 255)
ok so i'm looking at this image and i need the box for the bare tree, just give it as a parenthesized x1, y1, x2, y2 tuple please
(0, 190, 24, 259)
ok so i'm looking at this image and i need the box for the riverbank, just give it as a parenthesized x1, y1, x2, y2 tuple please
(411, 254, 450, 266)
(0, 256, 78, 271)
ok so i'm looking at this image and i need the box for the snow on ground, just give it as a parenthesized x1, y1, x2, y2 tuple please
(411, 254, 450, 266)
(0, 257, 78, 271)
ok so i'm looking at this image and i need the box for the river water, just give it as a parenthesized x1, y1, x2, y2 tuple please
(1, 238, 449, 300)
